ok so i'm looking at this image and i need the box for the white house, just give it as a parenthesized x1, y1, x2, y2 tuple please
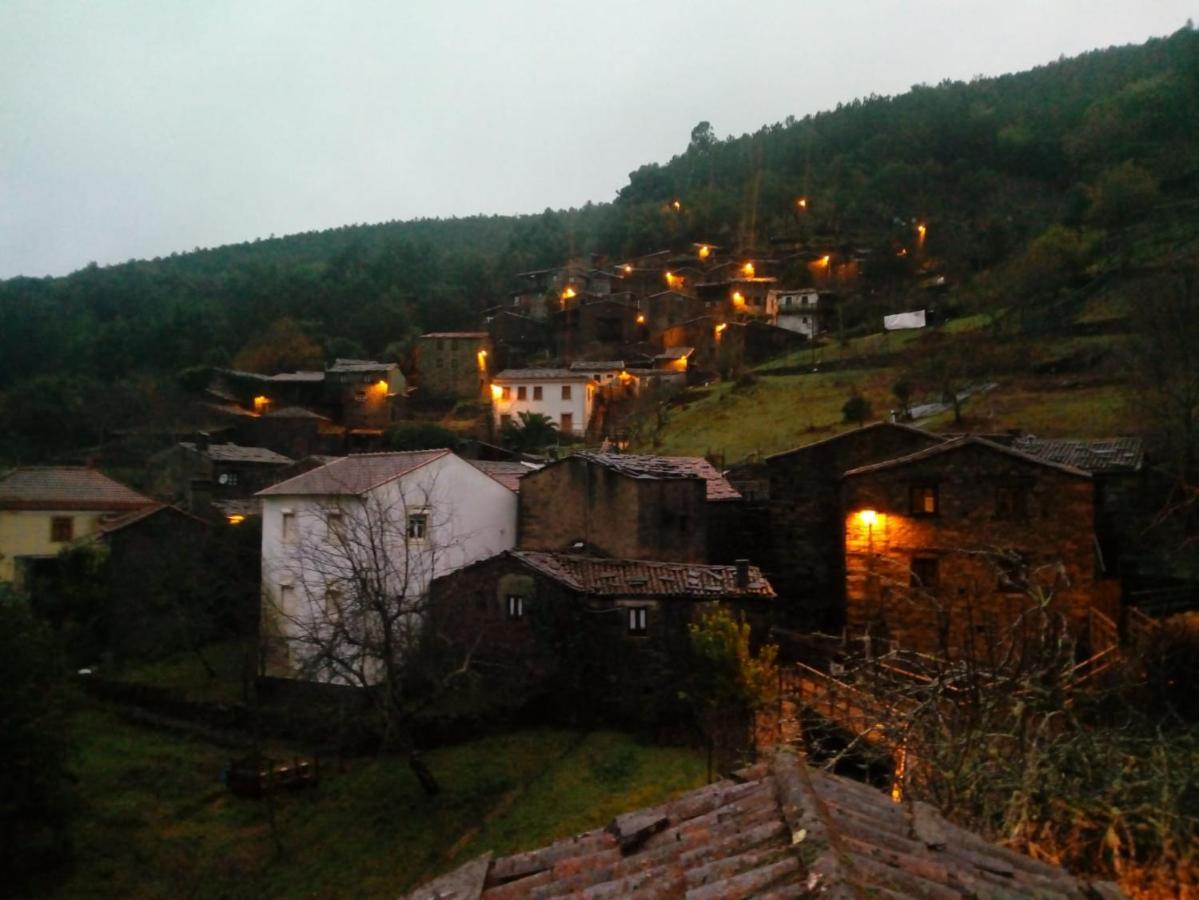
(491, 368, 597, 437)
(256, 450, 518, 680)
(770, 288, 824, 338)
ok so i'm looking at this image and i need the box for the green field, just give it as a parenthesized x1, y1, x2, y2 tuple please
(50, 707, 705, 899)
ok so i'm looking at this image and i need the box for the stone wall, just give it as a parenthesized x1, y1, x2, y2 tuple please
(518, 457, 709, 563)
(417, 335, 490, 400)
(766, 424, 943, 629)
(842, 442, 1120, 658)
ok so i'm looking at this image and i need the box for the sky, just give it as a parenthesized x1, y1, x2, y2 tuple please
(0, 1, 1193, 279)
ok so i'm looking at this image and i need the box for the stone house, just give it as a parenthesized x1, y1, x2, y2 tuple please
(841, 436, 1122, 658)
(429, 550, 774, 723)
(490, 369, 597, 437)
(637, 290, 712, 338)
(0, 466, 156, 587)
(416, 332, 492, 401)
(765, 422, 945, 629)
(553, 294, 640, 360)
(256, 450, 518, 680)
(516, 452, 742, 564)
(146, 437, 294, 518)
(770, 288, 833, 338)
(484, 309, 550, 371)
(323, 359, 406, 429)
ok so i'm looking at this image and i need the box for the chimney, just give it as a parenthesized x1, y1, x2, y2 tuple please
(735, 559, 750, 589)
(196, 431, 210, 453)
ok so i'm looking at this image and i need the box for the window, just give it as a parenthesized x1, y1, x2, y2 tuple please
(627, 607, 648, 635)
(281, 510, 296, 542)
(995, 485, 1029, 520)
(501, 386, 511, 400)
(506, 594, 524, 620)
(50, 516, 73, 542)
(517, 385, 527, 400)
(560, 413, 573, 433)
(217, 470, 239, 487)
(407, 512, 428, 541)
(910, 557, 939, 589)
(561, 385, 572, 400)
(278, 584, 295, 614)
(909, 484, 939, 516)
(326, 510, 345, 539)
(533, 385, 543, 401)
(324, 588, 343, 618)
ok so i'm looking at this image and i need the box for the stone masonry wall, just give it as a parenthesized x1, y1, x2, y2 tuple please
(842, 443, 1119, 659)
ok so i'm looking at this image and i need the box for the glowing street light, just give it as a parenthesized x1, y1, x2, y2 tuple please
(698, 244, 711, 260)
(741, 262, 755, 277)
(731, 291, 745, 307)
(796, 197, 808, 210)
(671, 199, 682, 211)
(561, 287, 577, 300)
(857, 508, 878, 527)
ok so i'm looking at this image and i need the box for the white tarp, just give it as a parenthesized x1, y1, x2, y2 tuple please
(883, 309, 926, 331)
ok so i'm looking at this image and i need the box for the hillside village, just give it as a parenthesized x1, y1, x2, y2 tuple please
(3, 23, 1199, 900)
(2, 225, 1192, 897)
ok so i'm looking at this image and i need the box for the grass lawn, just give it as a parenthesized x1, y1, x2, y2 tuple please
(112, 638, 251, 705)
(51, 706, 705, 899)
(639, 366, 899, 461)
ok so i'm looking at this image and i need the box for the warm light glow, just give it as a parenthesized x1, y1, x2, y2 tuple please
(857, 509, 878, 527)
(561, 287, 577, 300)
(715, 322, 727, 340)
(797, 197, 808, 209)
(664, 271, 683, 288)
(819, 255, 831, 267)
(253, 395, 270, 413)
(490, 384, 503, 400)
(374, 379, 389, 395)
(476, 349, 488, 371)
(227, 514, 246, 525)
(622, 263, 633, 273)
(636, 313, 646, 324)
(741, 262, 755, 277)
(732, 291, 745, 306)
(671, 199, 681, 211)
(897, 248, 908, 257)
(698, 244, 711, 260)
(917, 223, 927, 237)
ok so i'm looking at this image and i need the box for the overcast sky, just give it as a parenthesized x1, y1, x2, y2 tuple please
(0, 1, 1192, 279)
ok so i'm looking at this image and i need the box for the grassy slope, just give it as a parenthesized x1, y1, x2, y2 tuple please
(53, 707, 704, 899)
(640, 321, 1139, 461)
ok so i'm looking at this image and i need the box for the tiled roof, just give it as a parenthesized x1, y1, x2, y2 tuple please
(574, 453, 741, 501)
(407, 750, 1117, 900)
(843, 436, 1092, 479)
(469, 460, 539, 493)
(263, 406, 330, 420)
(569, 360, 625, 371)
(513, 551, 774, 598)
(654, 346, 695, 359)
(326, 358, 394, 374)
(180, 442, 294, 465)
(1011, 436, 1144, 473)
(257, 450, 449, 496)
(0, 467, 155, 511)
(96, 503, 205, 535)
(493, 369, 593, 381)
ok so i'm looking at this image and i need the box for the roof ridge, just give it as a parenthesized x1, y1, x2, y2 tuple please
(842, 434, 1093, 479)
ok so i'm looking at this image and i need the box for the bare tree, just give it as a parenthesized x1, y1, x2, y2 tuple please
(260, 471, 482, 794)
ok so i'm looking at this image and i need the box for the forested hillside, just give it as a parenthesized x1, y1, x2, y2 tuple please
(1, 25, 1196, 461)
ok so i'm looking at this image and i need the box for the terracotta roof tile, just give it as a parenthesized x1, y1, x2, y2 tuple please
(1011, 436, 1144, 473)
(0, 467, 154, 511)
(257, 450, 449, 496)
(405, 750, 1122, 899)
(574, 453, 741, 501)
(468, 460, 539, 492)
(512, 551, 774, 599)
(180, 442, 294, 464)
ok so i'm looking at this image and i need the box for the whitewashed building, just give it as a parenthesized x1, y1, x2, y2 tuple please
(256, 450, 518, 679)
(770, 288, 824, 338)
(491, 368, 598, 437)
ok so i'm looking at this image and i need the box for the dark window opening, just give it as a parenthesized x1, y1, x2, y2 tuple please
(910, 556, 939, 589)
(995, 485, 1029, 520)
(50, 516, 73, 542)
